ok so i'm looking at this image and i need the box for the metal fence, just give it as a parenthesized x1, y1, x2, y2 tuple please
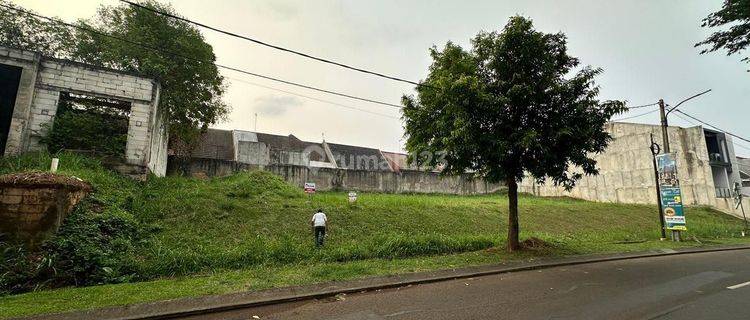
(715, 187, 733, 198)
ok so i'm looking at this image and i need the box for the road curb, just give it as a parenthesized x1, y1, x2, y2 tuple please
(15, 244, 750, 320)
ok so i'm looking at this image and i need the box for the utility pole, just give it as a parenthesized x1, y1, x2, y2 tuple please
(650, 134, 667, 240)
(659, 99, 670, 153)
(735, 182, 748, 236)
(658, 99, 680, 241)
(657, 89, 711, 242)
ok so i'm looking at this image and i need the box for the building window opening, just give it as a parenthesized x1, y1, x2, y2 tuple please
(43, 92, 131, 157)
(705, 131, 728, 164)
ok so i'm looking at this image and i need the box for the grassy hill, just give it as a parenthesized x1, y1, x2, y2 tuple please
(1, 152, 748, 317)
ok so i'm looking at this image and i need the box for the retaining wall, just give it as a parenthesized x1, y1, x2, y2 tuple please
(170, 157, 504, 195)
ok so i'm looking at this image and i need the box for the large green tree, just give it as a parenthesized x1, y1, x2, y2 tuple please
(696, 0, 750, 69)
(74, 1, 228, 150)
(0, 1, 72, 58)
(402, 16, 625, 251)
(0, 0, 228, 150)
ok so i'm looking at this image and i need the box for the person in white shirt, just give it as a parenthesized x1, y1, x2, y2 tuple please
(311, 209, 328, 247)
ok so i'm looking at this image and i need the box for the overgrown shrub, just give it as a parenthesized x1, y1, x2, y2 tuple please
(225, 171, 304, 199)
(0, 243, 52, 294)
(0, 200, 147, 294)
(41, 100, 129, 157)
(0, 152, 145, 294)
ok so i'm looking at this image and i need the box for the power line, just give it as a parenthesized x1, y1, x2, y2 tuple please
(733, 142, 750, 153)
(665, 109, 750, 155)
(612, 109, 659, 121)
(667, 89, 712, 115)
(1, 3, 403, 109)
(119, 0, 425, 88)
(627, 102, 659, 109)
(675, 110, 750, 144)
(226, 76, 400, 119)
(672, 112, 699, 127)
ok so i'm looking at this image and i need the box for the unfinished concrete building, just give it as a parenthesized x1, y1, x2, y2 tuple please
(520, 122, 748, 218)
(0, 46, 168, 177)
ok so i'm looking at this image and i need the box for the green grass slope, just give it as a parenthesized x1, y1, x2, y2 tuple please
(0, 152, 748, 317)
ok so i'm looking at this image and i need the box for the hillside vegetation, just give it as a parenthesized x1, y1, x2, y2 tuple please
(1, 152, 747, 316)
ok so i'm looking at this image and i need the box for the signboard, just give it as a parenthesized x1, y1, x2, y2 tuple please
(304, 182, 316, 194)
(656, 153, 686, 231)
(348, 191, 357, 203)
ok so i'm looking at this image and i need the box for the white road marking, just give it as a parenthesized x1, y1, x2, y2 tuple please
(727, 280, 750, 290)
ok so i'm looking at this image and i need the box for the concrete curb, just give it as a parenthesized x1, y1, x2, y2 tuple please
(15, 244, 750, 320)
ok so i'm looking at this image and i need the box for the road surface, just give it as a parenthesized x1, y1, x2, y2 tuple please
(178, 249, 750, 320)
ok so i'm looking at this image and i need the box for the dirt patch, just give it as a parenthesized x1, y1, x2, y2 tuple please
(0, 172, 91, 191)
(484, 247, 503, 254)
(483, 237, 557, 252)
(520, 237, 555, 250)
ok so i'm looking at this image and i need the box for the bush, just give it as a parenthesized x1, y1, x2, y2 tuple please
(0, 200, 146, 294)
(41, 103, 128, 157)
(0, 244, 52, 295)
(224, 171, 304, 199)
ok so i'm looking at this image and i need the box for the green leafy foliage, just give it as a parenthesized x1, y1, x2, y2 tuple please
(41, 99, 129, 157)
(0, 0, 73, 58)
(42, 203, 144, 286)
(73, 1, 228, 151)
(0, 203, 145, 294)
(402, 16, 626, 250)
(696, 0, 750, 68)
(0, 153, 146, 294)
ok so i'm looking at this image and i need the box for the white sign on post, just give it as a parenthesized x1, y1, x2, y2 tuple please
(304, 182, 316, 194)
(348, 191, 357, 204)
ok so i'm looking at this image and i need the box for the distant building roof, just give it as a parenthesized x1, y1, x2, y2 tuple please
(381, 151, 408, 172)
(192, 129, 235, 161)
(328, 142, 388, 171)
(255, 133, 311, 152)
(191, 129, 399, 171)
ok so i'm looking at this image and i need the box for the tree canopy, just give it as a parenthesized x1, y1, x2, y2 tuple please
(402, 16, 625, 251)
(0, 0, 228, 149)
(696, 0, 750, 69)
(0, 1, 71, 58)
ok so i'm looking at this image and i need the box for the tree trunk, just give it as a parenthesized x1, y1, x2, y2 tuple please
(506, 177, 521, 252)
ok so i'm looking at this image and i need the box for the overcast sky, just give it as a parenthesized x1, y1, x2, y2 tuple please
(15, 0, 750, 156)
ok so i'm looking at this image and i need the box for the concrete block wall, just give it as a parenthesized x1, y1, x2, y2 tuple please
(268, 165, 504, 195)
(0, 46, 168, 176)
(175, 157, 505, 195)
(237, 141, 270, 165)
(520, 122, 723, 211)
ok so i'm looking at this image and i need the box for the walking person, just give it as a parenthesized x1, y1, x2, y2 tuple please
(311, 208, 327, 247)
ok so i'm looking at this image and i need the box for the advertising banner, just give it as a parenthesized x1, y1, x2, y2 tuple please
(656, 153, 686, 231)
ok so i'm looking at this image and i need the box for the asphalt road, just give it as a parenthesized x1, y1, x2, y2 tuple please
(180, 250, 750, 320)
